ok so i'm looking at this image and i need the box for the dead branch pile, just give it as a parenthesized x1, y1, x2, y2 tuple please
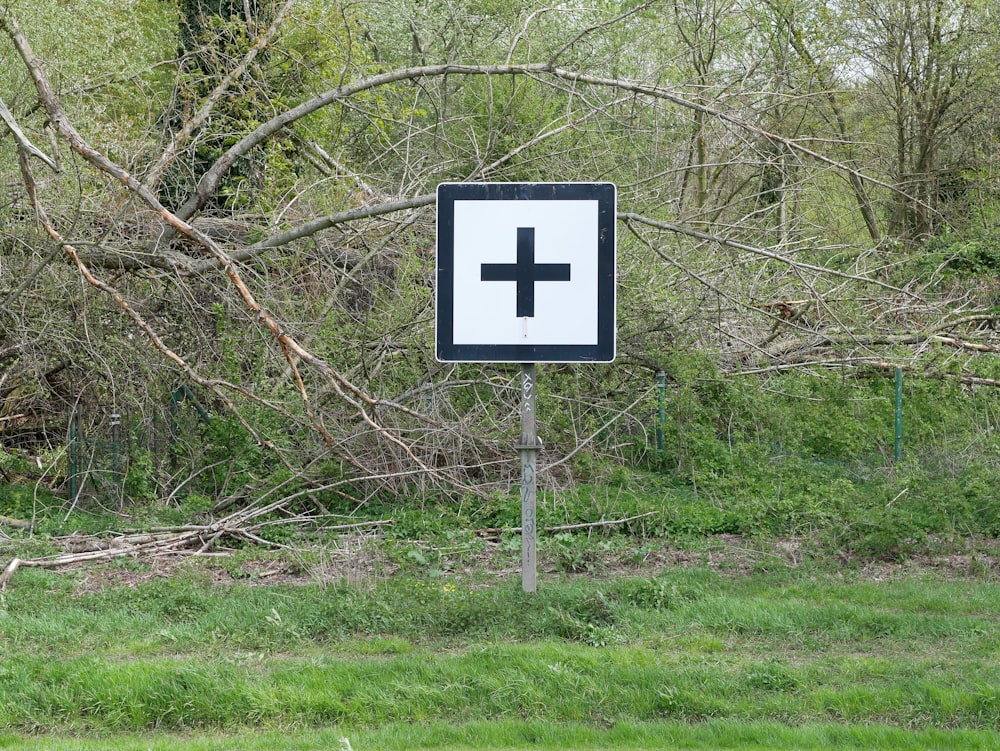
(0, 504, 394, 591)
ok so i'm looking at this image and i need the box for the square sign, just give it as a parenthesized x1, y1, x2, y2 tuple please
(436, 182, 616, 362)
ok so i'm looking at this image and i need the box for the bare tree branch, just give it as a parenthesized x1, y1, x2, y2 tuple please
(160, 61, 909, 238)
(214, 192, 436, 270)
(547, 1, 659, 66)
(0, 7, 457, 489)
(620, 211, 918, 297)
(0, 94, 58, 171)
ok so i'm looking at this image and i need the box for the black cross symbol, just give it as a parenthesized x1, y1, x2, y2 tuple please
(480, 227, 571, 318)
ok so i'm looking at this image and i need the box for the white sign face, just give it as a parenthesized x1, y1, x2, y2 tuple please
(452, 199, 598, 346)
(436, 183, 616, 363)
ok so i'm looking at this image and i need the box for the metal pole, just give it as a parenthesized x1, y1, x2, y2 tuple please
(894, 366, 903, 462)
(518, 363, 538, 593)
(656, 371, 666, 460)
(110, 411, 123, 509)
(68, 412, 78, 505)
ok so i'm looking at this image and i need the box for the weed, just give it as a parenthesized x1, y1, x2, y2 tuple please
(614, 577, 700, 611)
(547, 532, 600, 573)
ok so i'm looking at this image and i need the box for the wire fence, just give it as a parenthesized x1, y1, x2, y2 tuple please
(66, 386, 212, 511)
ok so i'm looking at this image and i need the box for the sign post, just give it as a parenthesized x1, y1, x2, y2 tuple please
(436, 182, 616, 592)
(518, 363, 538, 592)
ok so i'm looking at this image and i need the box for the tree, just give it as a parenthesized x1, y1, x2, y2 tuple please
(843, 0, 998, 242)
(3, 0, 1000, 518)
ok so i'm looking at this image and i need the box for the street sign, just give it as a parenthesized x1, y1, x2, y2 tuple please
(436, 182, 616, 362)
(435, 181, 616, 593)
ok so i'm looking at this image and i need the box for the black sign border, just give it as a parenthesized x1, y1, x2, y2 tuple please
(436, 182, 616, 363)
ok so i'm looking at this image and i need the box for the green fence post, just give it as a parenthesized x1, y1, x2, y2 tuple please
(894, 366, 903, 462)
(68, 412, 78, 504)
(656, 371, 666, 462)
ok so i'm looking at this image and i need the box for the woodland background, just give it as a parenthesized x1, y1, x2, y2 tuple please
(2, 0, 1000, 549)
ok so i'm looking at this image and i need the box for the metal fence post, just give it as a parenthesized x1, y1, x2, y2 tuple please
(656, 370, 666, 460)
(894, 367, 903, 462)
(68, 411, 79, 505)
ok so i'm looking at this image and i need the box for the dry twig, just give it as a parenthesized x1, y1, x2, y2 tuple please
(475, 510, 660, 536)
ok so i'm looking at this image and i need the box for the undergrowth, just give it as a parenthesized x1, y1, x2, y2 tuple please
(2, 367, 1000, 566)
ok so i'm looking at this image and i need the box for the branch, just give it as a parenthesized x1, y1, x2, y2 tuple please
(868, 362, 1000, 389)
(621, 211, 920, 298)
(0, 515, 32, 530)
(476, 511, 660, 536)
(15, 152, 271, 449)
(0, 558, 21, 591)
(0, 529, 227, 591)
(142, 0, 296, 191)
(166, 62, 550, 227)
(162, 60, 906, 234)
(1, 9, 456, 488)
(0, 94, 58, 171)
(757, 328, 1000, 365)
(0, 241, 65, 312)
(196, 192, 436, 271)
(547, 1, 659, 66)
(543, 385, 655, 472)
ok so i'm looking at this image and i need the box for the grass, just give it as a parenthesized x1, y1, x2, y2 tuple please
(0, 721, 998, 750)
(0, 556, 998, 748)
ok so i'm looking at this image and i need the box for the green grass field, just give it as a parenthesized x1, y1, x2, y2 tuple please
(1, 721, 997, 750)
(1, 546, 998, 750)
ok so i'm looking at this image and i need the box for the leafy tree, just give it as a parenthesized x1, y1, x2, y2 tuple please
(841, 0, 1000, 242)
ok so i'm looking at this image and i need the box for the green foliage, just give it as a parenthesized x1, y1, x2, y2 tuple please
(547, 532, 605, 574)
(615, 576, 703, 611)
(940, 238, 1000, 277)
(0, 482, 36, 521)
(123, 449, 157, 505)
(162, 0, 369, 210)
(885, 231, 1000, 297)
(615, 347, 1000, 550)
